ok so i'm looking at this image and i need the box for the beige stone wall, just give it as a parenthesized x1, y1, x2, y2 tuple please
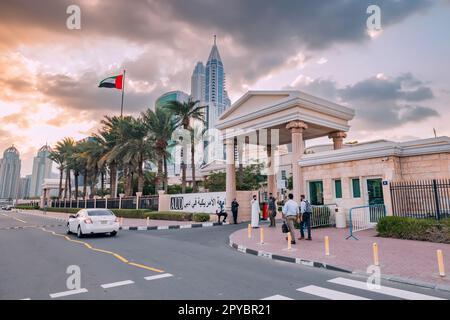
(300, 152, 450, 216)
(399, 153, 450, 180)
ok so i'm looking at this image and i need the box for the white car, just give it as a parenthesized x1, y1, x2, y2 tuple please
(67, 209, 120, 238)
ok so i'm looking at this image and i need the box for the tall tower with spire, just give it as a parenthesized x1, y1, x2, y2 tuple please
(0, 145, 21, 200)
(191, 35, 231, 164)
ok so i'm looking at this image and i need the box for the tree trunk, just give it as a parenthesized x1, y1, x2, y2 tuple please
(83, 169, 87, 200)
(163, 154, 168, 193)
(110, 162, 117, 198)
(74, 171, 79, 200)
(191, 130, 197, 192)
(101, 171, 105, 196)
(125, 164, 133, 196)
(67, 168, 72, 199)
(63, 169, 68, 199)
(137, 160, 144, 193)
(157, 158, 164, 191)
(181, 162, 186, 194)
(58, 168, 63, 199)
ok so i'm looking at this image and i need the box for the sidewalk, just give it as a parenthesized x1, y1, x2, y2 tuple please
(230, 225, 450, 288)
(17, 209, 220, 229)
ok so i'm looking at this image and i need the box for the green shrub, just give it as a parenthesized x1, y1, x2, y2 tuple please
(192, 213, 210, 222)
(15, 204, 39, 210)
(376, 216, 450, 244)
(144, 212, 192, 221)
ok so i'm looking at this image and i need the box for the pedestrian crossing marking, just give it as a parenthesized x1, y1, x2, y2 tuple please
(261, 295, 293, 300)
(328, 277, 445, 300)
(297, 285, 370, 300)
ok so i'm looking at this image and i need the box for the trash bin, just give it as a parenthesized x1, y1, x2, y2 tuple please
(262, 203, 269, 220)
(335, 207, 346, 229)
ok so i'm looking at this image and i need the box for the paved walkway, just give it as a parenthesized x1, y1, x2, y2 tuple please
(18, 210, 196, 228)
(230, 225, 450, 286)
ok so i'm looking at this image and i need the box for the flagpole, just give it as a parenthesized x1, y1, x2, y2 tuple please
(120, 69, 126, 117)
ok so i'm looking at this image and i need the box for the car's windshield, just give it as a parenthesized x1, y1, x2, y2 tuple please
(86, 210, 114, 216)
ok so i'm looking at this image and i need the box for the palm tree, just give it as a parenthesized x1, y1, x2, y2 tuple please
(142, 107, 178, 193)
(165, 98, 206, 193)
(55, 138, 76, 199)
(48, 150, 65, 199)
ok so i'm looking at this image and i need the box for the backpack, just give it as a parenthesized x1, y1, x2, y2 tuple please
(303, 200, 312, 213)
(282, 221, 289, 234)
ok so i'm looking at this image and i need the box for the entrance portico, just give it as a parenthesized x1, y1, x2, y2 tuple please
(217, 91, 355, 212)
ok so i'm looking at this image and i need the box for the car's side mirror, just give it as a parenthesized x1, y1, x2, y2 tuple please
(69, 215, 76, 219)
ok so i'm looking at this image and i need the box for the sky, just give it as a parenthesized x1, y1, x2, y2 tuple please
(0, 0, 449, 176)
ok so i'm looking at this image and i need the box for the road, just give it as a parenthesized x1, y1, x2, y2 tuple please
(0, 209, 449, 300)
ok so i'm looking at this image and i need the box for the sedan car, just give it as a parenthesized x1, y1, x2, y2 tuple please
(67, 209, 120, 238)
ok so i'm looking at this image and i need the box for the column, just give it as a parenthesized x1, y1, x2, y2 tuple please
(266, 145, 277, 196)
(328, 132, 347, 150)
(286, 120, 308, 201)
(225, 138, 236, 213)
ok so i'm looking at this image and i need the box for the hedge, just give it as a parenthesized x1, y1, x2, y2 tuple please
(15, 204, 39, 210)
(376, 216, 450, 244)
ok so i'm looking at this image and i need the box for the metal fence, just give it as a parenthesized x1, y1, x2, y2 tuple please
(390, 179, 450, 220)
(346, 204, 386, 240)
(310, 205, 336, 228)
(51, 196, 159, 211)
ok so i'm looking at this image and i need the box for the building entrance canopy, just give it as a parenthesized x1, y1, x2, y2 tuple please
(216, 91, 355, 210)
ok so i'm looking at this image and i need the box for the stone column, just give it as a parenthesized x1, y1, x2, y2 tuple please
(328, 132, 347, 150)
(136, 192, 142, 210)
(286, 120, 308, 201)
(266, 145, 277, 196)
(225, 138, 236, 213)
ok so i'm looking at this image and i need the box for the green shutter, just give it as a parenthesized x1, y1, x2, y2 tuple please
(335, 180, 342, 199)
(352, 179, 361, 198)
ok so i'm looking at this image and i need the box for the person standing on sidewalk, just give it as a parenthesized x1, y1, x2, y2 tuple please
(231, 198, 239, 224)
(251, 195, 260, 228)
(282, 193, 298, 245)
(299, 194, 312, 241)
(268, 193, 277, 227)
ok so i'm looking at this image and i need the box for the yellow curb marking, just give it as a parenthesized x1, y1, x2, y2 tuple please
(39, 227, 163, 273)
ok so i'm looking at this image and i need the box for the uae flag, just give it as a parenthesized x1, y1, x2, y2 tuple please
(98, 74, 123, 90)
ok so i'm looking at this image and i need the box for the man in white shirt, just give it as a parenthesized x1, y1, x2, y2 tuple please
(282, 193, 299, 244)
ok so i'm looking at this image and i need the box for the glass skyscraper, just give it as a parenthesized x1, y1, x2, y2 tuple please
(0, 146, 21, 200)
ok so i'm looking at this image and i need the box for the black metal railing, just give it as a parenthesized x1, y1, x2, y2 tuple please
(390, 179, 450, 220)
(50, 195, 159, 211)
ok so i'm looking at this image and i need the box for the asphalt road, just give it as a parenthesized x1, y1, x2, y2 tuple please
(1, 209, 449, 300)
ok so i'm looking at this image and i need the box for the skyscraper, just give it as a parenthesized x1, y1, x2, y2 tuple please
(191, 36, 231, 164)
(0, 146, 21, 200)
(29, 145, 53, 198)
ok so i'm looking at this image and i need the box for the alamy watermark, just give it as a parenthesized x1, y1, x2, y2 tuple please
(66, 5, 81, 30)
(366, 265, 381, 290)
(66, 265, 82, 290)
(367, 5, 382, 32)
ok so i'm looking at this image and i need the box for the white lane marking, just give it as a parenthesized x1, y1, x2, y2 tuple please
(100, 280, 135, 289)
(297, 285, 370, 300)
(261, 295, 293, 300)
(49, 288, 88, 298)
(144, 273, 174, 281)
(328, 277, 445, 300)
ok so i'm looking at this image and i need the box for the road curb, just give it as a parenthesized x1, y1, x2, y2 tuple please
(120, 222, 229, 231)
(228, 239, 353, 274)
(229, 237, 450, 294)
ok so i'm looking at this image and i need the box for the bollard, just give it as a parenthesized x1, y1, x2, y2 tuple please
(248, 224, 252, 239)
(325, 236, 330, 256)
(260, 227, 264, 244)
(373, 243, 379, 266)
(120, 217, 124, 227)
(288, 232, 292, 250)
(146, 216, 150, 227)
(437, 250, 446, 277)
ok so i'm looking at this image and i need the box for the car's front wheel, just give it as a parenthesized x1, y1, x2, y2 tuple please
(77, 225, 83, 238)
(110, 231, 117, 237)
(66, 224, 71, 234)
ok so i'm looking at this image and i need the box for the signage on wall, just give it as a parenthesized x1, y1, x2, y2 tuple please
(382, 180, 389, 186)
(169, 192, 226, 213)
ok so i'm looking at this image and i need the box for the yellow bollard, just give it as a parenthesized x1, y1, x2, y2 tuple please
(146, 216, 150, 227)
(260, 227, 264, 244)
(325, 236, 330, 256)
(248, 224, 252, 239)
(437, 250, 446, 277)
(373, 243, 379, 266)
(288, 232, 292, 250)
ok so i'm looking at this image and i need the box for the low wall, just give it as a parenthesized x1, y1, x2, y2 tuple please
(158, 190, 257, 223)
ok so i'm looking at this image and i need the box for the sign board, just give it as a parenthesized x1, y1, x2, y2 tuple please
(169, 192, 226, 213)
(382, 180, 389, 186)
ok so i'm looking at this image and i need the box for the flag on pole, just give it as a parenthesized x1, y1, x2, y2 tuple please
(98, 74, 123, 90)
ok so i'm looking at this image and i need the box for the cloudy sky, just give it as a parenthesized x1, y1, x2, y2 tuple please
(0, 0, 449, 176)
